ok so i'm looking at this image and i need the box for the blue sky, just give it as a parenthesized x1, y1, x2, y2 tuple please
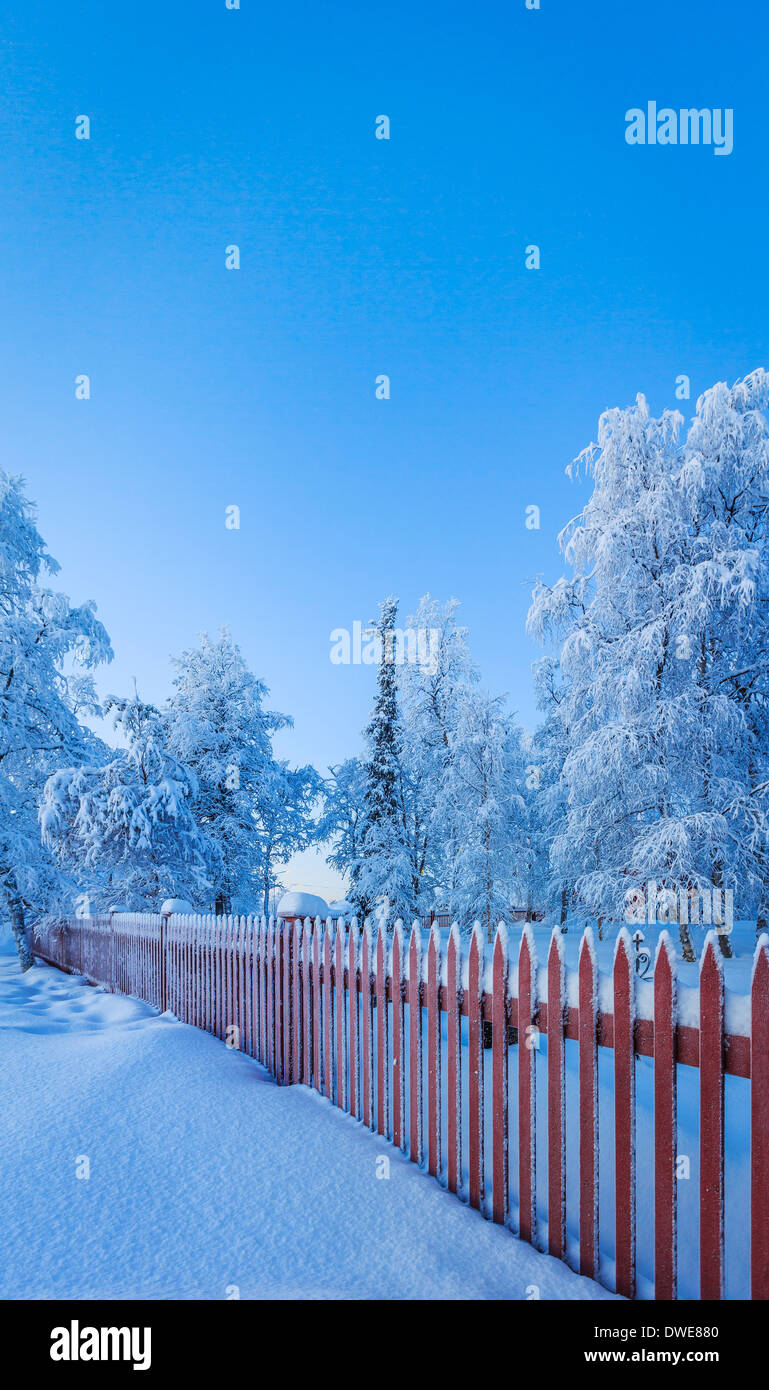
(1, 1, 766, 895)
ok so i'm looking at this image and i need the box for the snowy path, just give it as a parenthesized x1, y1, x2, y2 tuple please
(0, 944, 615, 1300)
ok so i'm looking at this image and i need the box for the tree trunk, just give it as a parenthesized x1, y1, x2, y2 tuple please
(678, 920, 696, 964)
(712, 863, 733, 959)
(758, 905, 768, 942)
(4, 874, 34, 971)
(559, 885, 569, 932)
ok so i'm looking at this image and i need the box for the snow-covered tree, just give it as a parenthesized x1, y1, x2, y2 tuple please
(396, 595, 479, 910)
(439, 689, 529, 938)
(42, 693, 212, 911)
(0, 469, 112, 967)
(528, 372, 769, 953)
(164, 630, 294, 914)
(354, 597, 414, 920)
(318, 757, 367, 898)
(252, 761, 320, 917)
(528, 658, 573, 926)
(670, 370, 769, 939)
(331, 594, 532, 928)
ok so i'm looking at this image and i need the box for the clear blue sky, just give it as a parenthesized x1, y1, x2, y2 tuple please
(1, 1, 766, 892)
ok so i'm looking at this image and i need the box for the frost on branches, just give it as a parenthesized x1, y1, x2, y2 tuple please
(164, 629, 319, 916)
(354, 597, 414, 920)
(327, 595, 532, 931)
(440, 689, 530, 941)
(0, 469, 112, 968)
(527, 371, 769, 953)
(42, 693, 212, 912)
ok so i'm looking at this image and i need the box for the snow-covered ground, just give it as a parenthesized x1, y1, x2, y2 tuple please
(0, 940, 615, 1301)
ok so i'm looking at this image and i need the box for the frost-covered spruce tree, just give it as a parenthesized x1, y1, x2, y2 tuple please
(42, 693, 213, 911)
(0, 469, 112, 968)
(164, 630, 294, 915)
(440, 689, 529, 939)
(354, 597, 414, 921)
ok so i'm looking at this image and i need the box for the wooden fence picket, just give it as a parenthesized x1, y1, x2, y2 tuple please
(578, 929, 598, 1280)
(391, 924, 405, 1149)
(266, 919, 275, 1074)
(335, 922, 346, 1110)
(312, 919, 322, 1093)
(613, 929, 636, 1299)
(518, 926, 537, 1245)
(491, 924, 508, 1225)
(258, 919, 268, 1064)
(282, 917, 290, 1082)
(699, 934, 724, 1300)
(376, 927, 388, 1137)
(361, 925, 374, 1128)
(654, 932, 677, 1301)
(427, 927, 440, 1177)
(468, 926, 484, 1211)
(408, 925, 422, 1166)
(323, 922, 333, 1101)
(447, 925, 461, 1196)
(751, 935, 769, 1300)
(547, 929, 566, 1259)
(347, 921, 359, 1117)
(302, 918, 312, 1086)
(291, 920, 302, 1082)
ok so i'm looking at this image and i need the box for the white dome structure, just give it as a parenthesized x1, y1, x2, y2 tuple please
(276, 891, 330, 920)
(160, 898, 195, 916)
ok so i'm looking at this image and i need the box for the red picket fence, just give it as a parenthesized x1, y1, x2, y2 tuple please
(33, 911, 769, 1301)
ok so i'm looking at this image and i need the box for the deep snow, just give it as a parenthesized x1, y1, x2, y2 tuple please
(0, 941, 615, 1301)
